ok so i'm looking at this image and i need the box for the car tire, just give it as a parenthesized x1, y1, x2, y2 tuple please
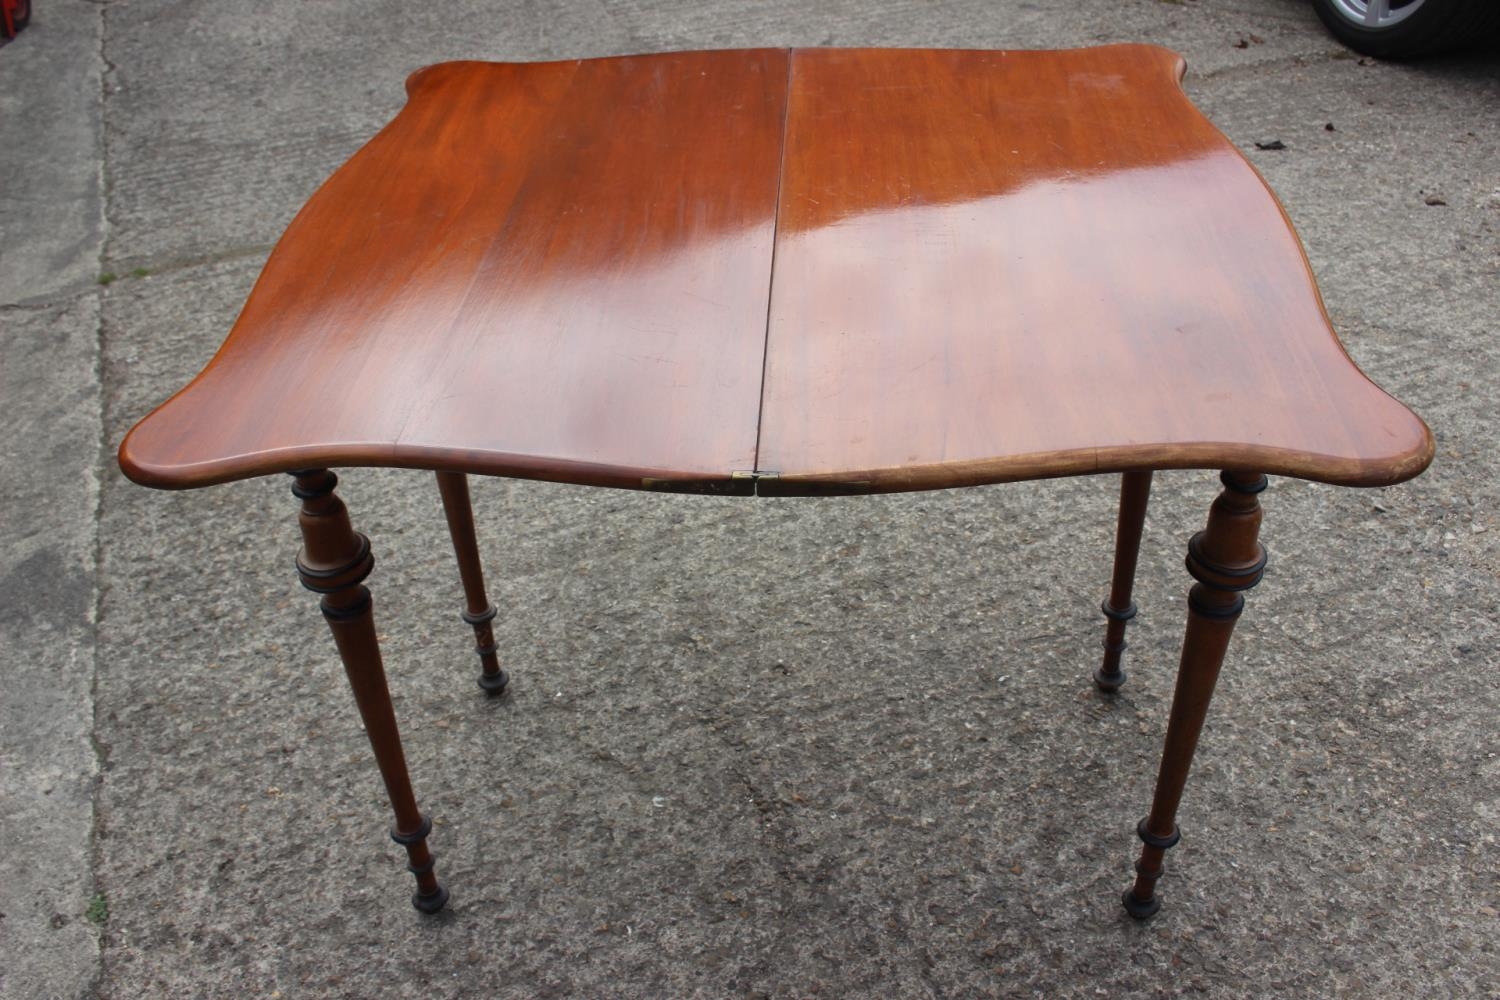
(1311, 0, 1500, 58)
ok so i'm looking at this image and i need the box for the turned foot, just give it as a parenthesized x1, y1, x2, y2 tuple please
(392, 815, 451, 913)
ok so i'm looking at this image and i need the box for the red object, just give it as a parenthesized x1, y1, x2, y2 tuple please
(1, 0, 31, 40)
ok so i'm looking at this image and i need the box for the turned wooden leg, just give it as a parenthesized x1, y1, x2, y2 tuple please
(435, 471, 509, 695)
(1123, 470, 1267, 919)
(1096, 469, 1154, 692)
(291, 469, 449, 914)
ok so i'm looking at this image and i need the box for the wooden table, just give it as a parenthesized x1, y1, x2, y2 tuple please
(118, 46, 1433, 919)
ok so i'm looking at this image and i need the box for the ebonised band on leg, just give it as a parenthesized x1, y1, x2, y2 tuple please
(390, 813, 450, 913)
(1122, 819, 1183, 918)
(461, 604, 509, 693)
(1096, 599, 1137, 691)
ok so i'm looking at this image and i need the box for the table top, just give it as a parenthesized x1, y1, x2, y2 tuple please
(118, 46, 1432, 496)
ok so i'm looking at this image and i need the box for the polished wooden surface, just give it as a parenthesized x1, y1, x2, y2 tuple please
(759, 46, 1429, 493)
(121, 50, 788, 491)
(119, 46, 1432, 493)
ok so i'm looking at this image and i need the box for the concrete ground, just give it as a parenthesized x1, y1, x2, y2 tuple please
(2, 0, 1497, 996)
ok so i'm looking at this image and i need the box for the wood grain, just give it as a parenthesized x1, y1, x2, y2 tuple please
(119, 46, 1433, 494)
(120, 50, 788, 492)
(757, 46, 1431, 493)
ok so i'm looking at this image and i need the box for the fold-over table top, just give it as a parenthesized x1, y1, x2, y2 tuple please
(119, 46, 1432, 495)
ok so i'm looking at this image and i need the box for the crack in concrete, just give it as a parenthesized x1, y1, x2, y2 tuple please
(85, 2, 112, 997)
(0, 289, 102, 313)
(101, 243, 277, 280)
(1187, 46, 1355, 83)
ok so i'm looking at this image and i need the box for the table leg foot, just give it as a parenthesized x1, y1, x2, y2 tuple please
(436, 472, 509, 695)
(1094, 596, 1136, 693)
(393, 816, 450, 913)
(1122, 471, 1266, 918)
(412, 884, 451, 914)
(1096, 470, 1153, 693)
(460, 604, 509, 695)
(292, 469, 448, 913)
(1122, 887, 1161, 920)
(476, 663, 511, 695)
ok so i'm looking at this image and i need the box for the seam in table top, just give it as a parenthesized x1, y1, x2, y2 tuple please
(749, 49, 796, 479)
